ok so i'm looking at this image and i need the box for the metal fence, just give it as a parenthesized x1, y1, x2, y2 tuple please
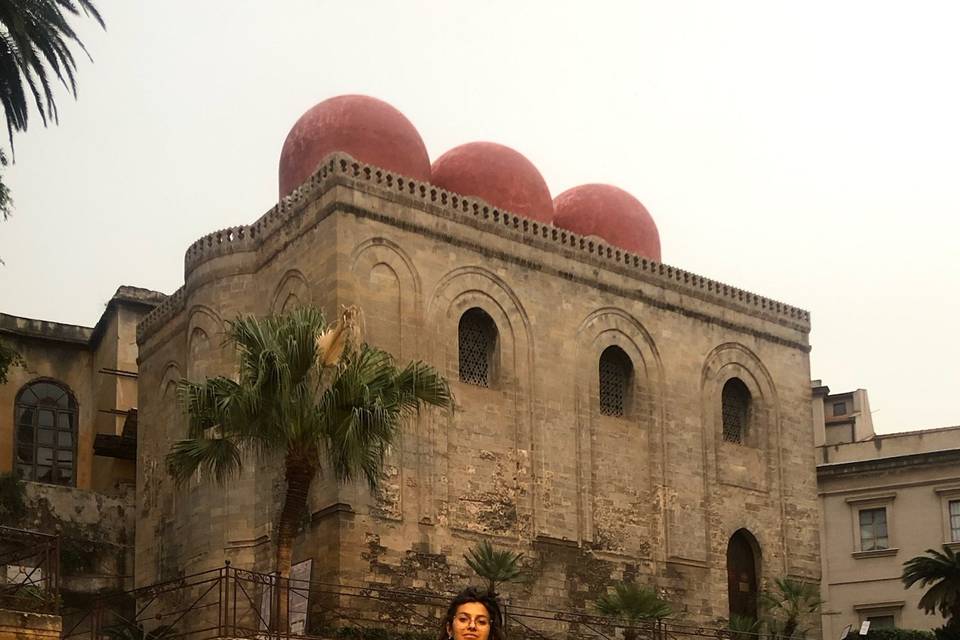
(0, 524, 61, 615)
(58, 563, 758, 640)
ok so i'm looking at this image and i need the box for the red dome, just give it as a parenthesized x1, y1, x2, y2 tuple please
(278, 95, 431, 198)
(430, 142, 554, 224)
(553, 184, 661, 261)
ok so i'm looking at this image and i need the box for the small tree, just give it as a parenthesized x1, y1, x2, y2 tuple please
(0, 0, 105, 226)
(727, 614, 762, 640)
(596, 582, 672, 640)
(903, 547, 960, 632)
(0, 339, 25, 384)
(464, 539, 525, 594)
(761, 577, 823, 639)
(166, 306, 453, 630)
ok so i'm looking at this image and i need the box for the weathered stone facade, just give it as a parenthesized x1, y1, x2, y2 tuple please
(0, 288, 162, 607)
(135, 153, 820, 624)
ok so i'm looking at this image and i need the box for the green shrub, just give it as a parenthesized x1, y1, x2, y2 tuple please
(0, 472, 27, 525)
(332, 626, 434, 640)
(0, 584, 59, 613)
(933, 626, 960, 640)
(865, 628, 936, 640)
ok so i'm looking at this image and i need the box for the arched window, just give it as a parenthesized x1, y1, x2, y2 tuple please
(721, 378, 751, 444)
(599, 346, 632, 417)
(458, 308, 497, 387)
(14, 380, 77, 486)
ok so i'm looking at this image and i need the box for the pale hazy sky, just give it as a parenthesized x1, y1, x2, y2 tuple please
(1, 1, 957, 434)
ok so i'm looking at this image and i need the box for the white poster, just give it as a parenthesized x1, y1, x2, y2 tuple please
(289, 559, 313, 635)
(258, 559, 312, 635)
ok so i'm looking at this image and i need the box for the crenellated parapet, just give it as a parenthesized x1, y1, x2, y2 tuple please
(139, 152, 810, 343)
(137, 285, 185, 342)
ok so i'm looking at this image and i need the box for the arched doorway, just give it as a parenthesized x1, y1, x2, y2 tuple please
(727, 529, 761, 621)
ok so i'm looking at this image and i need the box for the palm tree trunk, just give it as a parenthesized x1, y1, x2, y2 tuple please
(783, 619, 798, 639)
(275, 455, 315, 634)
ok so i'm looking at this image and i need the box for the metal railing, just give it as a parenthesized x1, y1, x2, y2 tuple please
(60, 563, 765, 640)
(0, 525, 61, 615)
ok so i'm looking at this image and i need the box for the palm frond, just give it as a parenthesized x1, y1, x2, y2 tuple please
(166, 436, 242, 486)
(761, 577, 822, 639)
(903, 547, 960, 619)
(595, 582, 673, 621)
(464, 540, 525, 591)
(318, 344, 453, 489)
(0, 0, 105, 148)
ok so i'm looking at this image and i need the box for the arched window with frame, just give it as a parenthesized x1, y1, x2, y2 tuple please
(458, 308, 497, 387)
(599, 346, 633, 417)
(721, 377, 751, 444)
(14, 380, 78, 486)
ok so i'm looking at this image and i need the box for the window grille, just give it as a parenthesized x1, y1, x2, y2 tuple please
(14, 380, 77, 486)
(859, 507, 889, 551)
(866, 616, 895, 630)
(721, 378, 751, 444)
(950, 500, 960, 542)
(833, 401, 847, 416)
(599, 346, 632, 417)
(458, 308, 496, 387)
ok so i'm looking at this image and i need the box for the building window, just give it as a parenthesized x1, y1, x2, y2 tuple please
(721, 378, 751, 444)
(950, 500, 960, 542)
(866, 615, 895, 630)
(458, 308, 497, 387)
(833, 401, 847, 416)
(14, 380, 77, 486)
(859, 508, 889, 551)
(598, 346, 632, 417)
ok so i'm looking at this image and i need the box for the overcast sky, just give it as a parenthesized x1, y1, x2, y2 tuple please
(1, 1, 957, 434)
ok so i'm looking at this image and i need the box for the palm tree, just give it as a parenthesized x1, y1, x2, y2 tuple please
(760, 577, 822, 639)
(903, 546, 960, 628)
(0, 0, 104, 146)
(102, 624, 173, 640)
(166, 306, 452, 629)
(595, 582, 672, 640)
(727, 614, 762, 640)
(464, 539, 525, 594)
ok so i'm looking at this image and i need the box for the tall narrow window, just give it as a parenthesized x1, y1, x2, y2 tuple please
(721, 378, 751, 444)
(950, 500, 960, 542)
(599, 346, 632, 417)
(458, 308, 497, 387)
(859, 508, 889, 551)
(15, 380, 77, 486)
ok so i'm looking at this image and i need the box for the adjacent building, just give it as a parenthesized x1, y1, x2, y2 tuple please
(0, 286, 164, 597)
(814, 382, 960, 636)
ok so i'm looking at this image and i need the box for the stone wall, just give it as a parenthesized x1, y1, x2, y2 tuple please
(0, 609, 61, 640)
(137, 154, 820, 625)
(20, 482, 134, 595)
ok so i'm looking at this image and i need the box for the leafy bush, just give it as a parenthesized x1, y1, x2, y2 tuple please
(933, 625, 960, 640)
(0, 472, 27, 525)
(333, 627, 434, 640)
(0, 584, 59, 613)
(865, 628, 935, 640)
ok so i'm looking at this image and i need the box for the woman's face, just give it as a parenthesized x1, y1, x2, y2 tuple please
(447, 602, 491, 640)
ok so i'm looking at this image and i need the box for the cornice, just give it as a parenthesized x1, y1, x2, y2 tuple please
(138, 153, 811, 343)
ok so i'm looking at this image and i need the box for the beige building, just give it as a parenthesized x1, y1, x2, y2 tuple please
(0, 286, 164, 596)
(814, 382, 960, 636)
(132, 94, 821, 629)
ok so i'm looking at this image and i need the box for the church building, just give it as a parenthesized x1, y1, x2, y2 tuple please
(133, 94, 820, 625)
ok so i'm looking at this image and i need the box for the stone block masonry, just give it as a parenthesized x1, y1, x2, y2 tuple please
(136, 153, 820, 627)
